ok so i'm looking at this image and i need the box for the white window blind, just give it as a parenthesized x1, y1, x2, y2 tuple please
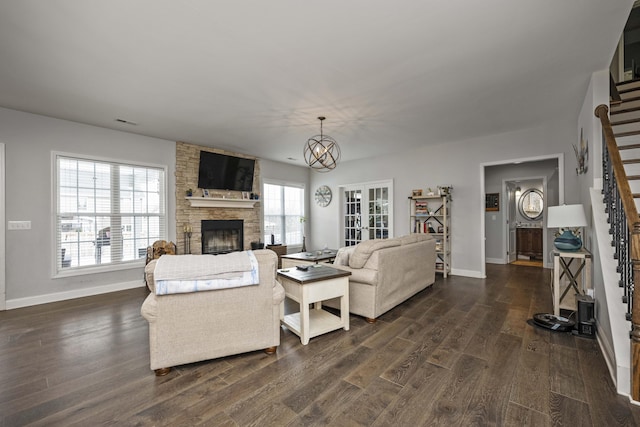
(55, 154, 166, 274)
(263, 183, 304, 246)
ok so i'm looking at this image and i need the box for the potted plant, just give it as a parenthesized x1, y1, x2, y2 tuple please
(186, 188, 193, 197)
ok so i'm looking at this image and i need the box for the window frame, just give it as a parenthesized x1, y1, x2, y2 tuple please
(51, 151, 168, 278)
(262, 179, 305, 249)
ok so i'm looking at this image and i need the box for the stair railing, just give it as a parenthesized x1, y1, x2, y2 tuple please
(595, 104, 640, 401)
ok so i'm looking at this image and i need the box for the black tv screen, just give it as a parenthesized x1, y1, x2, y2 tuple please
(197, 151, 255, 192)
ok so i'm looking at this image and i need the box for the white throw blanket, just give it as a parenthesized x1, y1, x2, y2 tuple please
(153, 251, 259, 295)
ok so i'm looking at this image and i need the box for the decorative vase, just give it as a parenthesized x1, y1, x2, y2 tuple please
(301, 236, 306, 252)
(553, 230, 582, 251)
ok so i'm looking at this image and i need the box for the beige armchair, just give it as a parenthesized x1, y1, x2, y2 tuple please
(141, 249, 284, 375)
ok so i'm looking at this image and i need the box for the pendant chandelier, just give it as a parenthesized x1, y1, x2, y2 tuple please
(303, 116, 341, 172)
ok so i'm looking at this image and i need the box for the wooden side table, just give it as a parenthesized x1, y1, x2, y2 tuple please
(552, 248, 592, 315)
(277, 265, 351, 345)
(266, 244, 287, 268)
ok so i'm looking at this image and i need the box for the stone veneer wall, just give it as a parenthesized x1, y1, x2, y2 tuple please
(175, 142, 261, 254)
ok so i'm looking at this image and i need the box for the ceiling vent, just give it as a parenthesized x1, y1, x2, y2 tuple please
(115, 118, 138, 125)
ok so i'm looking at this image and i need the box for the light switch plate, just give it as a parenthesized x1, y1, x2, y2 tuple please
(8, 221, 31, 230)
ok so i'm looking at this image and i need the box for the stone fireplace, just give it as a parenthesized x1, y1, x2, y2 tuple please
(201, 220, 244, 255)
(175, 142, 262, 255)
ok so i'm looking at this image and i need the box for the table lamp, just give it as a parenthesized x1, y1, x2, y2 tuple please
(547, 204, 587, 251)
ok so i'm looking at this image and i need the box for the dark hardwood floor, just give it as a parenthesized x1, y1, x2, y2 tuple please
(2, 263, 640, 426)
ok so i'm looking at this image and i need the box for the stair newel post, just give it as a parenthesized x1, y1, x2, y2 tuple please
(632, 223, 640, 401)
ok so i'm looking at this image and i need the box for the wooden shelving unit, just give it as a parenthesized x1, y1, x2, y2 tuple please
(409, 193, 451, 277)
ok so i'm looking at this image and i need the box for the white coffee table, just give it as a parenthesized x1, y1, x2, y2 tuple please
(277, 265, 351, 345)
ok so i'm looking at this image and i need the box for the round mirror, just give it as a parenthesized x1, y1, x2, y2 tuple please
(519, 189, 544, 220)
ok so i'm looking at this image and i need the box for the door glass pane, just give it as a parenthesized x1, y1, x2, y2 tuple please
(381, 188, 388, 214)
(343, 189, 361, 246)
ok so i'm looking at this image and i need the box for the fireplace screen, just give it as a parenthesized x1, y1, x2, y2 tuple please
(201, 220, 243, 255)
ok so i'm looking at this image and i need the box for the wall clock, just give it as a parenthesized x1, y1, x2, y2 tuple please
(315, 185, 332, 207)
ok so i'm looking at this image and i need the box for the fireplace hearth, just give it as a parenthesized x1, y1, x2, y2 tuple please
(201, 220, 244, 255)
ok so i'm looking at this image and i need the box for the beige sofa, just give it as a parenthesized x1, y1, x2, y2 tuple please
(329, 234, 436, 322)
(141, 249, 284, 375)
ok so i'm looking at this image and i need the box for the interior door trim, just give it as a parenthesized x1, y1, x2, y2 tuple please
(0, 143, 6, 310)
(339, 179, 393, 246)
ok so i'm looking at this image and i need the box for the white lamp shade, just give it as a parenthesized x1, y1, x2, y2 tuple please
(547, 204, 587, 228)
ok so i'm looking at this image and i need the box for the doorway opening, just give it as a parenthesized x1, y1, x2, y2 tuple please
(506, 178, 545, 268)
(481, 154, 564, 277)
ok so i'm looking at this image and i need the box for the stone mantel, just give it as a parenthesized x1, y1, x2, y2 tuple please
(176, 142, 262, 255)
(185, 197, 257, 209)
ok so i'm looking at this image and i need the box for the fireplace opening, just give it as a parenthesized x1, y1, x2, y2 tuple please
(201, 220, 244, 255)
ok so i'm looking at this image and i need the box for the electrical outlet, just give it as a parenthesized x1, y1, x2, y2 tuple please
(8, 221, 31, 230)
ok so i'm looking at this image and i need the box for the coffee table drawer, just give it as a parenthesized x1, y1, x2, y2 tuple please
(281, 277, 347, 303)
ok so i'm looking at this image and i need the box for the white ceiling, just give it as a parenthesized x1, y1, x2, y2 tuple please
(0, 1, 633, 166)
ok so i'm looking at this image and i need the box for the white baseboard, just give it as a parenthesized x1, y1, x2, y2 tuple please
(485, 258, 505, 264)
(450, 268, 485, 278)
(5, 280, 145, 309)
(596, 326, 618, 387)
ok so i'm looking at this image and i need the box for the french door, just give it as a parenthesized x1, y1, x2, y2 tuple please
(342, 180, 393, 247)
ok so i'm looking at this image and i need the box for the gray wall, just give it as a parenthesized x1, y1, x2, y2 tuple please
(307, 120, 579, 278)
(0, 107, 176, 304)
(578, 70, 615, 371)
(0, 106, 311, 306)
(0, 98, 590, 300)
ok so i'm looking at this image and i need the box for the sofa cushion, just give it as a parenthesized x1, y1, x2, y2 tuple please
(398, 234, 433, 245)
(349, 238, 401, 268)
(334, 246, 356, 266)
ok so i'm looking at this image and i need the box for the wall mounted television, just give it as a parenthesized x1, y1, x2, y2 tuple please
(197, 151, 255, 192)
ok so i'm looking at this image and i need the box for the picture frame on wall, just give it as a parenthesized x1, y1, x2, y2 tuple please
(485, 193, 499, 211)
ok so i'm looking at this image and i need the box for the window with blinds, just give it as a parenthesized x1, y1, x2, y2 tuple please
(263, 182, 304, 246)
(55, 154, 167, 275)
